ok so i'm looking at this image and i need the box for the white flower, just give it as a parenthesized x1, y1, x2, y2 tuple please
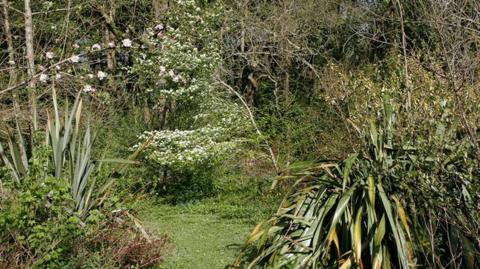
(122, 39, 132, 47)
(70, 55, 80, 63)
(168, 70, 175, 77)
(43, 1, 54, 10)
(55, 65, 61, 70)
(91, 43, 101, 51)
(97, 70, 107, 80)
(39, 73, 48, 83)
(8, 60, 15, 65)
(73, 43, 80, 49)
(87, 74, 94, 79)
(55, 73, 62, 80)
(173, 75, 180, 83)
(46, 51, 54, 59)
(82, 84, 96, 93)
(159, 66, 166, 73)
(108, 41, 116, 48)
(155, 24, 164, 30)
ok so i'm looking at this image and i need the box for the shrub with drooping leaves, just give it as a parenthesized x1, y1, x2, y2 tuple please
(237, 97, 479, 268)
(236, 98, 415, 269)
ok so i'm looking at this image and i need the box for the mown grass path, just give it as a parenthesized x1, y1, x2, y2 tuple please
(136, 201, 253, 269)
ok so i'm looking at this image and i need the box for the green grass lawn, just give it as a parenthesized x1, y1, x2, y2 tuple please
(137, 202, 251, 268)
(133, 175, 280, 269)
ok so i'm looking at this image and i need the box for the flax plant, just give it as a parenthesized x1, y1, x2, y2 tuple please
(237, 98, 414, 269)
(0, 89, 110, 216)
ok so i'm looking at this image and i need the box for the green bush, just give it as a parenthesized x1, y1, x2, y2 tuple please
(159, 169, 217, 204)
(0, 176, 168, 268)
(0, 176, 84, 267)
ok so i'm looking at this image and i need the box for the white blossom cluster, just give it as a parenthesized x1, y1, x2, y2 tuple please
(129, 0, 221, 100)
(36, 49, 109, 95)
(134, 126, 239, 170)
(130, 42, 220, 99)
(192, 94, 252, 133)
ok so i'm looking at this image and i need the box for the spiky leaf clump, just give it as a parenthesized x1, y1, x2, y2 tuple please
(239, 156, 413, 269)
(237, 98, 415, 269)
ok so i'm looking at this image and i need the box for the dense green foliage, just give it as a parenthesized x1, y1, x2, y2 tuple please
(1, 0, 480, 268)
(1, 176, 82, 267)
(238, 100, 479, 268)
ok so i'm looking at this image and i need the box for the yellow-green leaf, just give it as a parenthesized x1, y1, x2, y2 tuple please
(368, 175, 375, 206)
(353, 206, 364, 266)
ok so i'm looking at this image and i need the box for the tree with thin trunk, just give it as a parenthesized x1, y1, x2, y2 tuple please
(2, 0, 21, 119)
(24, 0, 37, 130)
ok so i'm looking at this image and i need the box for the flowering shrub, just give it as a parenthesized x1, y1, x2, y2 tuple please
(130, 0, 251, 171)
(129, 0, 222, 100)
(136, 127, 238, 170)
(134, 95, 250, 171)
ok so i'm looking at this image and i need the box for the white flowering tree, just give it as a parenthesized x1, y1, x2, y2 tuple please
(130, 0, 252, 172)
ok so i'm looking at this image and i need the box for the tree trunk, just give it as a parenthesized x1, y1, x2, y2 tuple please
(24, 0, 37, 130)
(152, 0, 169, 130)
(393, 0, 410, 109)
(153, 0, 168, 20)
(105, 0, 116, 71)
(2, 0, 21, 124)
(105, 29, 116, 70)
(60, 0, 72, 58)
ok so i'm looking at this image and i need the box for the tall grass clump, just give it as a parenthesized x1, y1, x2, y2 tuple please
(1, 89, 105, 215)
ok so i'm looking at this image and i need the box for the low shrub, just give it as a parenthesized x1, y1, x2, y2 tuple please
(74, 210, 169, 269)
(0, 178, 168, 268)
(0, 176, 84, 268)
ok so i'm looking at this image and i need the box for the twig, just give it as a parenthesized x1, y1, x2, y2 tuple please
(0, 50, 106, 97)
(216, 76, 280, 174)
